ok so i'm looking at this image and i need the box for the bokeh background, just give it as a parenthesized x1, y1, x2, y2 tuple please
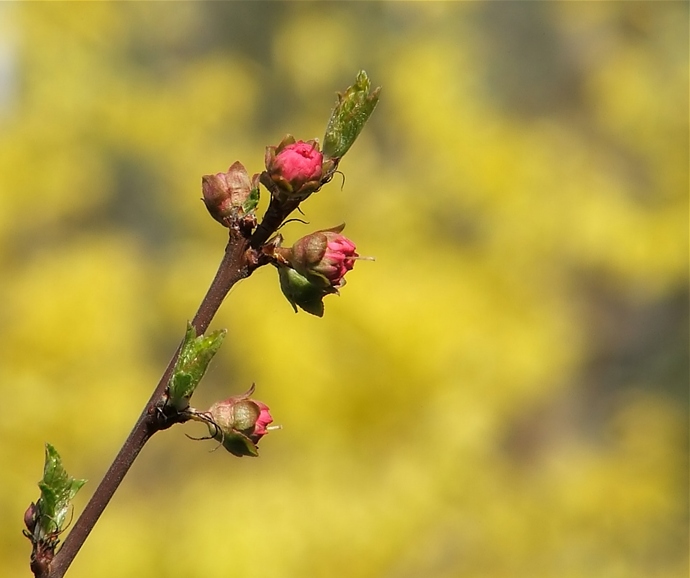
(0, 3, 687, 577)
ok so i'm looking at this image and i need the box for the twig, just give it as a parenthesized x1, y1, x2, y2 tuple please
(47, 228, 255, 578)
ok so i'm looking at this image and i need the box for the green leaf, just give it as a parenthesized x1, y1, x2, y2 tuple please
(36, 444, 86, 535)
(168, 323, 226, 410)
(323, 70, 381, 160)
(242, 186, 260, 214)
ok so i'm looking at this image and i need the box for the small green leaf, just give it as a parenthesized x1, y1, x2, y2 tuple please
(168, 323, 226, 410)
(36, 444, 86, 536)
(323, 70, 381, 160)
(242, 186, 260, 214)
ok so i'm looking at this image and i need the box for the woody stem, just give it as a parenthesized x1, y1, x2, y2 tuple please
(46, 231, 250, 578)
(42, 190, 301, 578)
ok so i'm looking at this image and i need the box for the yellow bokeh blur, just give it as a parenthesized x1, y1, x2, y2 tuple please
(0, 3, 686, 578)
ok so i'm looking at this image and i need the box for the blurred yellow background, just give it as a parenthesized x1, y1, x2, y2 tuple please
(0, 3, 687, 577)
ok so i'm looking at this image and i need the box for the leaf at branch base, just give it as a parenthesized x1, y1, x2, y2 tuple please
(36, 443, 86, 535)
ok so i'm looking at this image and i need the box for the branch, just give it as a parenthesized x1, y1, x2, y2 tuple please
(46, 230, 251, 578)
(29, 69, 380, 578)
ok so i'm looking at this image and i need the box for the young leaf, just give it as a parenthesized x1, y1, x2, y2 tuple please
(36, 444, 86, 536)
(323, 70, 381, 160)
(242, 185, 260, 214)
(168, 323, 226, 410)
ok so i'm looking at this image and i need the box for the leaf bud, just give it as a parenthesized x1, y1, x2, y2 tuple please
(23, 502, 38, 535)
(323, 70, 380, 160)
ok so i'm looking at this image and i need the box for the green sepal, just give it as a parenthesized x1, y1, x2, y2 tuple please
(323, 70, 380, 160)
(36, 444, 86, 536)
(168, 323, 226, 410)
(217, 430, 259, 458)
(278, 266, 328, 317)
(242, 186, 260, 214)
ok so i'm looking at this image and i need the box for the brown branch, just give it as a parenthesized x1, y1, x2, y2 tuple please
(250, 196, 301, 249)
(46, 230, 251, 578)
(39, 188, 302, 578)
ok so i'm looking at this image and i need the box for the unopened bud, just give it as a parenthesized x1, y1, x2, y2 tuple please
(202, 161, 260, 226)
(274, 224, 372, 316)
(265, 135, 324, 200)
(206, 385, 274, 457)
(24, 502, 38, 534)
(286, 224, 359, 289)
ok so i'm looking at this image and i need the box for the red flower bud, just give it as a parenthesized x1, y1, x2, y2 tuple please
(205, 385, 274, 457)
(272, 224, 372, 316)
(265, 135, 324, 200)
(201, 161, 259, 225)
(285, 224, 359, 289)
(273, 141, 322, 184)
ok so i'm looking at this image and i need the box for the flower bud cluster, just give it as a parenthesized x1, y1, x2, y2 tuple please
(188, 73, 379, 459)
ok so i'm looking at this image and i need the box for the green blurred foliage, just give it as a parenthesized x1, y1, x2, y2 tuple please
(0, 3, 687, 577)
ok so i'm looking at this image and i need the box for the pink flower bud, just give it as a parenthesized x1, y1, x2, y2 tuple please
(205, 385, 274, 457)
(201, 161, 259, 225)
(273, 224, 372, 316)
(287, 224, 359, 289)
(265, 135, 324, 199)
(273, 141, 322, 184)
